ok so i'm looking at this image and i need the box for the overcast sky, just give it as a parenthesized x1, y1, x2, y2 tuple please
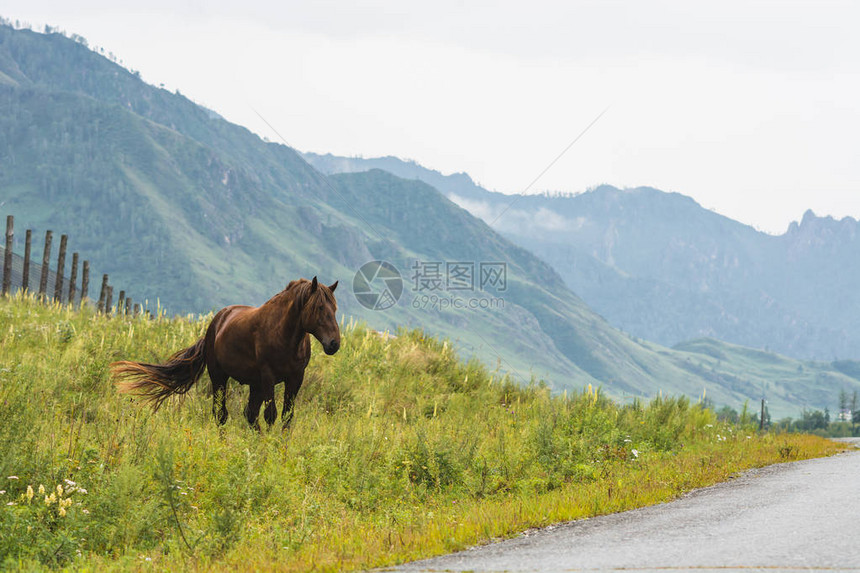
(5, 1, 859, 234)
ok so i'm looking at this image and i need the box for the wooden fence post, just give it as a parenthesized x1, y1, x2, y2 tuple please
(0, 219, 137, 314)
(39, 230, 53, 300)
(760, 398, 766, 431)
(105, 286, 113, 317)
(133, 303, 141, 318)
(80, 261, 90, 303)
(3, 215, 13, 296)
(97, 274, 108, 313)
(54, 234, 68, 302)
(22, 229, 32, 292)
(68, 253, 79, 305)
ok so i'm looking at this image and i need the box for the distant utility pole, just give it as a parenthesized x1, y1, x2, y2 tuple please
(760, 398, 766, 431)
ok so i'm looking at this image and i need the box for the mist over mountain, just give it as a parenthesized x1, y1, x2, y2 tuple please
(2, 23, 858, 417)
(304, 152, 860, 362)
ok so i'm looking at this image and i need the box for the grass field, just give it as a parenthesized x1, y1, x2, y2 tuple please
(0, 294, 845, 571)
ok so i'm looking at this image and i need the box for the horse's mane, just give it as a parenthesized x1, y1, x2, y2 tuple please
(271, 278, 337, 310)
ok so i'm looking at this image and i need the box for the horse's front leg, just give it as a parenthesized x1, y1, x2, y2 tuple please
(281, 369, 305, 430)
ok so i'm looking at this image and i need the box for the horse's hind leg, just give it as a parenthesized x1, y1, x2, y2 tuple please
(244, 387, 264, 430)
(260, 372, 277, 427)
(245, 383, 275, 430)
(263, 398, 276, 427)
(281, 370, 305, 430)
(210, 366, 229, 425)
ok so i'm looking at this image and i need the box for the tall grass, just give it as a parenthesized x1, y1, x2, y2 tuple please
(0, 293, 843, 571)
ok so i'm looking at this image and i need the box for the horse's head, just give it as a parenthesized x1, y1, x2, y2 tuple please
(300, 277, 341, 355)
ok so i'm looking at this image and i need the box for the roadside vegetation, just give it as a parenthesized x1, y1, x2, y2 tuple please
(0, 294, 845, 571)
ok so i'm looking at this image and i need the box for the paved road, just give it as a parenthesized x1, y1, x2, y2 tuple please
(385, 439, 860, 572)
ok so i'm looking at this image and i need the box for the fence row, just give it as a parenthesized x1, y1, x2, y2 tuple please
(1, 215, 147, 317)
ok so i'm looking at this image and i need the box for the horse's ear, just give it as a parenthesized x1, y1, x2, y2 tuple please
(310, 276, 318, 292)
(329, 280, 338, 293)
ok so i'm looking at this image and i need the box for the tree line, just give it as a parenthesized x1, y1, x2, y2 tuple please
(711, 389, 860, 437)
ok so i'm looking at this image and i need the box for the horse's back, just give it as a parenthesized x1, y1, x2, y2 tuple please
(211, 305, 255, 331)
(207, 305, 262, 380)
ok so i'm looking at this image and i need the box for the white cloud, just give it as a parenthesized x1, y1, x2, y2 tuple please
(448, 194, 574, 234)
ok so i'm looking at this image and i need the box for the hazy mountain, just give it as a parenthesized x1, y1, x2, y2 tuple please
(0, 24, 634, 391)
(304, 153, 860, 362)
(1, 24, 857, 417)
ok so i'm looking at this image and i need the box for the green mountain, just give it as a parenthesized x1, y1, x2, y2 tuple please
(1, 23, 857, 417)
(304, 153, 860, 363)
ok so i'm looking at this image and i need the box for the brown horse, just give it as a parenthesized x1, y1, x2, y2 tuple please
(111, 277, 340, 428)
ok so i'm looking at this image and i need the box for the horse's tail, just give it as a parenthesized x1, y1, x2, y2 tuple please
(111, 337, 207, 411)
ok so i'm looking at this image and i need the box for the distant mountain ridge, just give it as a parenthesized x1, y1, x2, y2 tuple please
(0, 23, 670, 395)
(304, 152, 860, 361)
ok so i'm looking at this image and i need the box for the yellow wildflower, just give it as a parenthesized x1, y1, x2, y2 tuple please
(38, 484, 45, 495)
(25, 485, 34, 502)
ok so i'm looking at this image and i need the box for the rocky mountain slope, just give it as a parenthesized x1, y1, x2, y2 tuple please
(305, 153, 860, 361)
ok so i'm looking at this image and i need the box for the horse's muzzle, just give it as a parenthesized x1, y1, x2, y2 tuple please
(324, 340, 340, 355)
